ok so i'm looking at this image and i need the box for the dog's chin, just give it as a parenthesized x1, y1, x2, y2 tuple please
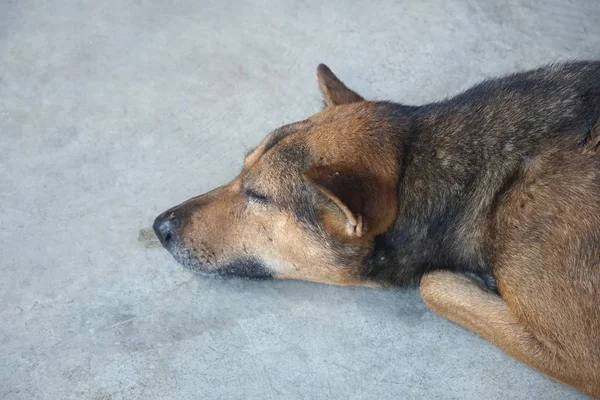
(166, 245, 273, 280)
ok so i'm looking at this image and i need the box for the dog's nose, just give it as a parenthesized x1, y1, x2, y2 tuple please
(153, 211, 179, 247)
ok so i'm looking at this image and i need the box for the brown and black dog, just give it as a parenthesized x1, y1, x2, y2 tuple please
(154, 62, 600, 396)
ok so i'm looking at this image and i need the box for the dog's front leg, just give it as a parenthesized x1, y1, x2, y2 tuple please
(419, 271, 599, 397)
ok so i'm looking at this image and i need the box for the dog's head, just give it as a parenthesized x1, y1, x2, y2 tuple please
(154, 65, 408, 286)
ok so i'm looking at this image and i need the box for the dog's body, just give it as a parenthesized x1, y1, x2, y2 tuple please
(155, 61, 600, 396)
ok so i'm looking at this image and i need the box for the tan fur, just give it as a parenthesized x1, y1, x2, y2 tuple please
(420, 271, 600, 397)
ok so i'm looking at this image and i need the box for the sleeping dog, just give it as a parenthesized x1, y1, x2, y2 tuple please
(154, 62, 600, 396)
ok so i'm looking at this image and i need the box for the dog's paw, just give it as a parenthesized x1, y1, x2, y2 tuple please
(462, 270, 499, 295)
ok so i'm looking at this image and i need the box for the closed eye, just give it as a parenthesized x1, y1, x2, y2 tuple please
(244, 188, 272, 203)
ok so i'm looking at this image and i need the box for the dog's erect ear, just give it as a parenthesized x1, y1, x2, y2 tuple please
(316, 64, 364, 107)
(303, 165, 397, 238)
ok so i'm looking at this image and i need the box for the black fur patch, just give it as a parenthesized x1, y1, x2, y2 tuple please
(215, 258, 273, 280)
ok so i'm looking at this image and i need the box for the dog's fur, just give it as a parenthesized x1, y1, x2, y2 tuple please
(154, 61, 600, 396)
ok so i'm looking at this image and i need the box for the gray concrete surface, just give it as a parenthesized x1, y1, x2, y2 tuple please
(1, 0, 599, 399)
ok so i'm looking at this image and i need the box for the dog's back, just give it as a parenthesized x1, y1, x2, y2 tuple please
(431, 61, 600, 132)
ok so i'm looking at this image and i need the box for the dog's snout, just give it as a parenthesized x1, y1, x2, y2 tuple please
(153, 211, 179, 247)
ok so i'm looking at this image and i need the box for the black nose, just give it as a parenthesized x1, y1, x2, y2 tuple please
(153, 211, 179, 247)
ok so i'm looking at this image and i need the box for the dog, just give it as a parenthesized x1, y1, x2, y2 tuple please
(154, 61, 600, 396)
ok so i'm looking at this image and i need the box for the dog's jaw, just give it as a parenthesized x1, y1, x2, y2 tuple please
(166, 244, 273, 280)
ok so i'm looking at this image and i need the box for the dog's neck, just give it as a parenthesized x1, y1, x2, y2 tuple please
(361, 105, 498, 286)
(361, 91, 593, 286)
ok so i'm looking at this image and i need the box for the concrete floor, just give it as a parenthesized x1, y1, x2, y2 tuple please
(1, 0, 599, 399)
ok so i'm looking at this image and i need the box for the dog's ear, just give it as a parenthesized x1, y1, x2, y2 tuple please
(303, 165, 365, 237)
(303, 165, 396, 238)
(317, 64, 364, 107)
